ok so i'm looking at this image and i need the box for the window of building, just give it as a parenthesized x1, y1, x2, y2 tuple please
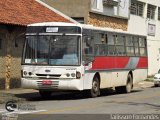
(158, 7, 160, 20)
(147, 4, 156, 19)
(130, 0, 144, 17)
(92, 0, 100, 9)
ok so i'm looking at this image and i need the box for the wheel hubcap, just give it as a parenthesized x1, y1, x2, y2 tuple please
(92, 81, 98, 94)
(126, 82, 131, 92)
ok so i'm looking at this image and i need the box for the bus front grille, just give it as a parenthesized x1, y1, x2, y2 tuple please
(36, 74, 61, 79)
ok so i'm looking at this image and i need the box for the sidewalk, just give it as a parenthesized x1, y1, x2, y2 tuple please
(134, 81, 154, 89)
(0, 89, 38, 104)
(0, 81, 154, 104)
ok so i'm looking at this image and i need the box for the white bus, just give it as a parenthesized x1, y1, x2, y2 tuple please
(21, 22, 148, 98)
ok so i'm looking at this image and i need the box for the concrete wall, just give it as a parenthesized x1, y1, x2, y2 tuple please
(88, 12, 128, 31)
(0, 30, 6, 89)
(41, 0, 91, 23)
(128, 0, 160, 75)
(0, 24, 25, 89)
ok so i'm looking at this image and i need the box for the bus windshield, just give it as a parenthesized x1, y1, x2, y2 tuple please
(23, 35, 80, 66)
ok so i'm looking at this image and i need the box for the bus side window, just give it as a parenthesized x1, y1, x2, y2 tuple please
(95, 44, 106, 56)
(107, 33, 115, 55)
(116, 35, 126, 56)
(83, 36, 93, 55)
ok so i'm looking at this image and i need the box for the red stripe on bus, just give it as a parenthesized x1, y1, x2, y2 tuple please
(91, 57, 130, 69)
(91, 56, 148, 70)
(136, 57, 148, 68)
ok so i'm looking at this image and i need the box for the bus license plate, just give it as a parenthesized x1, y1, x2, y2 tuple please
(42, 80, 52, 85)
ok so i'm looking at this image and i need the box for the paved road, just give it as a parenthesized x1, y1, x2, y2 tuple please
(0, 83, 160, 120)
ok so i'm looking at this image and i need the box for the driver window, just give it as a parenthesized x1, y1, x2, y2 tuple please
(82, 35, 94, 64)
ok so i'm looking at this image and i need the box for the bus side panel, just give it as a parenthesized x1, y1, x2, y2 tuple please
(111, 71, 129, 87)
(99, 69, 147, 88)
(83, 71, 95, 89)
(132, 69, 148, 84)
(84, 70, 129, 89)
(99, 71, 113, 88)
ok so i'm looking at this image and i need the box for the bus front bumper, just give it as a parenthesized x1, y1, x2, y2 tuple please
(21, 78, 83, 91)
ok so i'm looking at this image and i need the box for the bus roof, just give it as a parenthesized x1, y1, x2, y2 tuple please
(27, 22, 146, 37)
(82, 24, 146, 37)
(28, 22, 81, 27)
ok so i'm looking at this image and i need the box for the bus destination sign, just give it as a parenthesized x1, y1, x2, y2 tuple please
(46, 27, 59, 33)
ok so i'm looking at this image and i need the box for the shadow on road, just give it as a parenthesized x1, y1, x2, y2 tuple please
(14, 89, 143, 102)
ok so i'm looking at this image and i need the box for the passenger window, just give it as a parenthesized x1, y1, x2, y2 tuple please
(116, 46, 126, 56)
(115, 35, 126, 56)
(126, 47, 134, 56)
(135, 47, 140, 56)
(126, 36, 134, 46)
(140, 48, 146, 56)
(108, 45, 115, 55)
(95, 44, 107, 56)
(134, 37, 139, 47)
(116, 35, 125, 45)
(139, 37, 145, 47)
(108, 34, 114, 45)
(83, 36, 94, 55)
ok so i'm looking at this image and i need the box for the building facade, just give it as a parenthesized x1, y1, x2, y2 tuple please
(41, 0, 129, 31)
(128, 0, 160, 75)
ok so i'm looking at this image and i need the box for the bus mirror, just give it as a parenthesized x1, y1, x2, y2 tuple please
(82, 55, 95, 65)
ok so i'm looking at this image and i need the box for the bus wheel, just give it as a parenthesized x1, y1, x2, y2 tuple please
(115, 74, 133, 93)
(39, 90, 52, 98)
(89, 76, 100, 98)
(154, 84, 159, 87)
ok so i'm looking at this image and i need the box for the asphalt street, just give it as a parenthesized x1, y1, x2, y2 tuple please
(0, 82, 160, 120)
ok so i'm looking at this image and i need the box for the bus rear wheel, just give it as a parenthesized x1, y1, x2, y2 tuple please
(115, 74, 133, 93)
(39, 90, 52, 98)
(89, 76, 100, 98)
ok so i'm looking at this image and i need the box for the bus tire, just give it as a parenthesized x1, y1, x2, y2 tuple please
(39, 90, 52, 98)
(89, 76, 100, 98)
(154, 84, 159, 87)
(115, 74, 133, 93)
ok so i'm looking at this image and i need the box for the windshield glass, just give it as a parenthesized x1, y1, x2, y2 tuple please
(23, 35, 80, 66)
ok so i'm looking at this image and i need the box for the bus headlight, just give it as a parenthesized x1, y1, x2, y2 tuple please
(66, 73, 70, 77)
(71, 73, 76, 77)
(28, 72, 33, 76)
(76, 71, 81, 79)
(23, 71, 27, 76)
